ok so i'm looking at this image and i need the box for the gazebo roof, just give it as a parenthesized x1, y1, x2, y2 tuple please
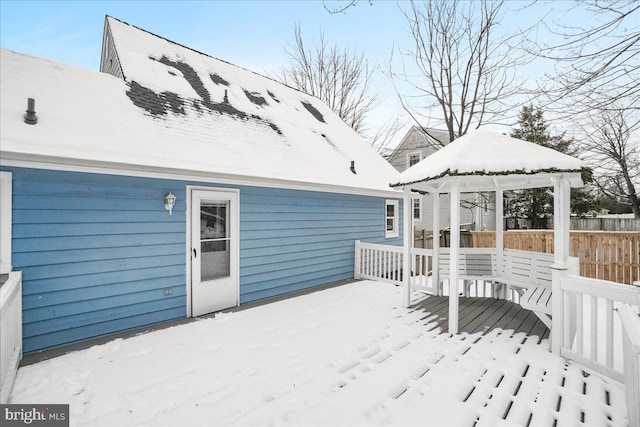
(390, 129, 587, 193)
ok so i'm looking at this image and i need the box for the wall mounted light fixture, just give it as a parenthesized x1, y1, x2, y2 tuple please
(164, 192, 176, 215)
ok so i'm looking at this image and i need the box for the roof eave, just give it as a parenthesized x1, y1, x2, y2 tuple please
(391, 169, 586, 193)
(1, 151, 402, 198)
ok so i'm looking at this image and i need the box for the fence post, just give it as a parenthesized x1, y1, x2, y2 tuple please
(551, 264, 570, 355)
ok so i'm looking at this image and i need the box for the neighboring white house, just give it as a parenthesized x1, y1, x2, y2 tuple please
(386, 126, 496, 232)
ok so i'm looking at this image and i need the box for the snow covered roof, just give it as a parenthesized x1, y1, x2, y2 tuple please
(0, 17, 399, 196)
(390, 129, 587, 193)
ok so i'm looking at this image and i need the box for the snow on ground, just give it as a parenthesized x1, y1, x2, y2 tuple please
(10, 281, 627, 426)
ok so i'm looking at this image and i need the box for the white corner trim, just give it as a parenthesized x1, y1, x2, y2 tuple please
(0, 171, 12, 273)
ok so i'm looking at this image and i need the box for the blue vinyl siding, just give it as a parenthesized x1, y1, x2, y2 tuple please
(2, 166, 402, 353)
(238, 186, 403, 302)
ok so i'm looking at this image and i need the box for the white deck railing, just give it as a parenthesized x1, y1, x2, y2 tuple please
(354, 241, 499, 294)
(619, 303, 640, 427)
(354, 241, 550, 300)
(555, 274, 640, 385)
(0, 271, 22, 404)
(354, 241, 404, 285)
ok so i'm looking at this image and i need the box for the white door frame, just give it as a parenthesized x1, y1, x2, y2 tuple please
(185, 185, 240, 317)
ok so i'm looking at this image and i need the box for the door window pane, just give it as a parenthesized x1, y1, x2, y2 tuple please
(200, 201, 230, 280)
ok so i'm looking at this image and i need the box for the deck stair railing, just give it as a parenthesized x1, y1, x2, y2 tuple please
(0, 271, 23, 404)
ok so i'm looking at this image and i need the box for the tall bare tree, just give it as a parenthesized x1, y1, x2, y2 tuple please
(534, 1, 639, 115)
(390, 0, 529, 143)
(274, 24, 378, 135)
(581, 109, 640, 217)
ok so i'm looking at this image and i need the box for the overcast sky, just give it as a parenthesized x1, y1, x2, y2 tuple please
(0, 1, 598, 143)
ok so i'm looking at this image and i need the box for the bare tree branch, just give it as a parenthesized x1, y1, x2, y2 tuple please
(579, 108, 640, 217)
(531, 1, 639, 115)
(369, 115, 408, 155)
(273, 23, 379, 135)
(322, 0, 371, 14)
(391, 0, 531, 142)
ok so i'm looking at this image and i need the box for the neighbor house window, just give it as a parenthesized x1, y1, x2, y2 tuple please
(407, 152, 422, 168)
(413, 198, 421, 221)
(0, 171, 12, 273)
(385, 200, 399, 238)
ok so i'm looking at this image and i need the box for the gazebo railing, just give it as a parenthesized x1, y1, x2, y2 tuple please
(354, 241, 500, 295)
(354, 242, 551, 300)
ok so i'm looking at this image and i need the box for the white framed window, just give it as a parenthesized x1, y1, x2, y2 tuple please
(0, 171, 12, 273)
(406, 151, 422, 169)
(385, 199, 399, 238)
(412, 197, 421, 221)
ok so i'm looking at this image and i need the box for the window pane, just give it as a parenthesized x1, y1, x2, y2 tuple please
(409, 154, 420, 167)
(386, 204, 395, 217)
(201, 203, 227, 240)
(386, 218, 394, 231)
(413, 199, 420, 219)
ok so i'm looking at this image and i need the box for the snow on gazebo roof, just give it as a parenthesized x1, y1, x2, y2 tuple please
(390, 129, 587, 193)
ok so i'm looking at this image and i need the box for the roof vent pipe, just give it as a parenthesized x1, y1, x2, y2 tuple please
(350, 160, 356, 174)
(24, 98, 37, 125)
(223, 89, 229, 103)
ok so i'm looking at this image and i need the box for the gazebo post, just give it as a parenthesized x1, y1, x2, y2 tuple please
(553, 178, 571, 265)
(403, 186, 412, 307)
(495, 189, 504, 298)
(449, 180, 460, 334)
(432, 192, 440, 296)
(551, 178, 572, 354)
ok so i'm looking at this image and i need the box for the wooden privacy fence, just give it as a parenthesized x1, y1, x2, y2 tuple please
(571, 217, 639, 231)
(472, 231, 640, 285)
(414, 229, 474, 249)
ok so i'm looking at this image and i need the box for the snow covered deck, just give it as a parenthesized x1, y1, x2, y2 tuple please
(9, 281, 628, 426)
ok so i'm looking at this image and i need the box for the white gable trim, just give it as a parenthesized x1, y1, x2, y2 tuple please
(1, 154, 401, 198)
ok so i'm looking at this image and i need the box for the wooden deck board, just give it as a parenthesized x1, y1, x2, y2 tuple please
(439, 296, 493, 332)
(411, 295, 551, 338)
(464, 299, 513, 334)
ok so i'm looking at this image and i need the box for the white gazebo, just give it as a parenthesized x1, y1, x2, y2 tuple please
(390, 129, 587, 335)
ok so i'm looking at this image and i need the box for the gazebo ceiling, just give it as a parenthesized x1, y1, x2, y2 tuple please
(390, 129, 587, 193)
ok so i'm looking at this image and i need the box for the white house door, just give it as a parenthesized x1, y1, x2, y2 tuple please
(190, 189, 239, 317)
